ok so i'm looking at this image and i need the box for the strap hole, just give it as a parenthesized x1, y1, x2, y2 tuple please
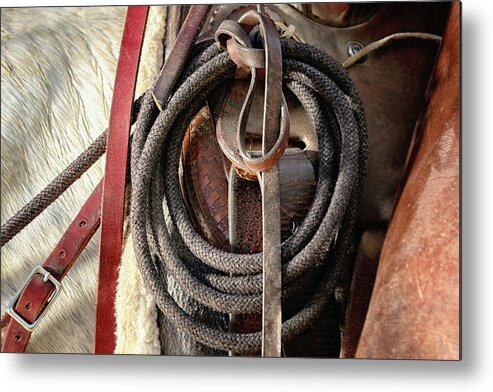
(25, 302, 32, 310)
(78, 220, 87, 228)
(59, 250, 66, 259)
(14, 334, 22, 342)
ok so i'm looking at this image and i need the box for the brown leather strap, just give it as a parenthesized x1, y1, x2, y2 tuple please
(214, 13, 289, 176)
(94, 6, 149, 354)
(151, 5, 211, 109)
(1, 181, 103, 353)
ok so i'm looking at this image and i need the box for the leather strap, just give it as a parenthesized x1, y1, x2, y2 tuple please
(94, 6, 149, 354)
(1, 181, 103, 353)
(152, 5, 211, 109)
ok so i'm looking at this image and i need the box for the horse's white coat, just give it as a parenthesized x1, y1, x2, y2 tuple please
(1, 6, 164, 353)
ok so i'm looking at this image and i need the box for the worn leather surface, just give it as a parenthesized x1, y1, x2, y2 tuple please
(210, 2, 449, 226)
(95, 6, 149, 354)
(305, 3, 380, 27)
(355, 1, 460, 360)
(341, 229, 386, 358)
(1, 181, 103, 353)
(177, 3, 456, 357)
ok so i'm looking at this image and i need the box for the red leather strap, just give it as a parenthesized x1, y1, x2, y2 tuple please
(1, 181, 103, 353)
(94, 6, 149, 354)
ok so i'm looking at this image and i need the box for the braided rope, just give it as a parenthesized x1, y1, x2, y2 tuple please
(1, 130, 108, 246)
(130, 39, 368, 353)
(1, 37, 368, 354)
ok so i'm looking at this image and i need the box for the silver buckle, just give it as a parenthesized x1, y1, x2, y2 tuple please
(6, 266, 63, 332)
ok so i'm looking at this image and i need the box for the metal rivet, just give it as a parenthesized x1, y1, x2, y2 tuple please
(347, 41, 364, 57)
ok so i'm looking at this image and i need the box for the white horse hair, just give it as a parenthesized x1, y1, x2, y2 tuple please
(1, 6, 165, 354)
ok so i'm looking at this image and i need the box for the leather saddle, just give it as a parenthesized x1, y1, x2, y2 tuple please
(165, 2, 454, 357)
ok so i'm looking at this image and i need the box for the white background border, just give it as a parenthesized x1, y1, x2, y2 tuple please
(1, 0, 490, 391)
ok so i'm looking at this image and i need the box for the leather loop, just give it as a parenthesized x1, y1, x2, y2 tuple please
(215, 19, 252, 51)
(237, 11, 287, 172)
(234, 44, 266, 69)
(215, 11, 289, 174)
(238, 94, 290, 172)
(216, 19, 253, 77)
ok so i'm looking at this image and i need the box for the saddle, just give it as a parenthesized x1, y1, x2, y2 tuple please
(0, 2, 459, 359)
(175, 2, 457, 357)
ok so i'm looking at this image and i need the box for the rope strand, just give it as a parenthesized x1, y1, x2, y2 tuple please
(1, 130, 108, 246)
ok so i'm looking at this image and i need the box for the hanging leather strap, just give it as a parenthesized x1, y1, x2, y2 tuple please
(1, 181, 103, 353)
(94, 6, 149, 354)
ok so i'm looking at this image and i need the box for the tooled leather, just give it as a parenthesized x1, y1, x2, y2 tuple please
(181, 106, 317, 250)
(181, 107, 230, 250)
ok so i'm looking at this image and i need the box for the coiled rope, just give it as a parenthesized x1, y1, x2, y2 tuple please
(2, 28, 435, 248)
(130, 39, 368, 353)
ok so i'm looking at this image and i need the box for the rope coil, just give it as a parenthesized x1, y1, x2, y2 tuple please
(130, 39, 368, 353)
